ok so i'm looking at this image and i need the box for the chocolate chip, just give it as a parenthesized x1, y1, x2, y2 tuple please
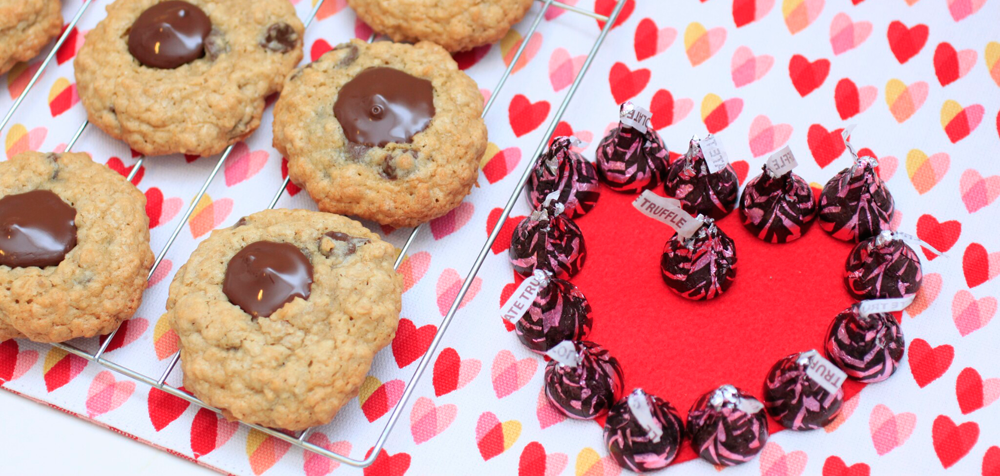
(381, 160, 397, 180)
(335, 44, 359, 67)
(261, 23, 297, 53)
(205, 28, 229, 60)
(321, 231, 370, 257)
(232, 217, 248, 228)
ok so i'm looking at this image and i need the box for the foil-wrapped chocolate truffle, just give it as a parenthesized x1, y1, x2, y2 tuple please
(844, 231, 923, 301)
(604, 389, 685, 472)
(527, 136, 601, 218)
(509, 204, 586, 279)
(544, 341, 624, 419)
(663, 136, 739, 219)
(660, 217, 737, 300)
(818, 156, 894, 242)
(825, 306, 904, 383)
(739, 165, 817, 243)
(687, 385, 769, 466)
(763, 352, 844, 431)
(596, 103, 669, 193)
(514, 271, 592, 354)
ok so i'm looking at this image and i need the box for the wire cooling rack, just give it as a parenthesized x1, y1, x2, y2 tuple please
(0, 0, 628, 468)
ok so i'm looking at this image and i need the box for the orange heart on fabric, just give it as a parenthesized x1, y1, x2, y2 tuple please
(153, 315, 180, 360)
(684, 22, 726, 66)
(885, 79, 928, 123)
(986, 42, 1000, 87)
(43, 347, 87, 392)
(48, 78, 79, 117)
(782, 0, 824, 35)
(575, 447, 621, 476)
(5, 124, 46, 159)
(905, 149, 949, 194)
(246, 428, 291, 475)
(314, 0, 347, 20)
(7, 62, 41, 99)
(397, 251, 431, 293)
(475, 411, 521, 460)
(188, 194, 233, 238)
(941, 100, 984, 143)
(359, 376, 404, 423)
(501, 30, 542, 74)
(731, 46, 774, 87)
(701, 93, 743, 133)
(869, 404, 916, 455)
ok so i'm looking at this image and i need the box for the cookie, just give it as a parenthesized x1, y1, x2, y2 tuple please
(347, 0, 534, 52)
(0, 0, 63, 75)
(273, 40, 488, 227)
(0, 152, 153, 343)
(165, 209, 402, 430)
(74, 0, 304, 157)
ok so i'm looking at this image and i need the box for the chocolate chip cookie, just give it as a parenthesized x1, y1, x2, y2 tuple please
(164, 209, 402, 431)
(74, 0, 304, 157)
(0, 152, 153, 343)
(347, 0, 534, 52)
(0, 0, 63, 75)
(273, 40, 488, 227)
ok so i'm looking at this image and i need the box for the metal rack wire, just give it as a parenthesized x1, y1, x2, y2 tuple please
(1, 0, 628, 468)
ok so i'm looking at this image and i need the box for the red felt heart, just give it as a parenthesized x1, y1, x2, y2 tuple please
(488, 208, 527, 255)
(789, 54, 830, 97)
(908, 338, 953, 388)
(807, 124, 846, 168)
(391, 318, 436, 368)
(608, 62, 650, 105)
(822, 456, 870, 476)
(916, 214, 961, 260)
(509, 95, 551, 138)
(932, 415, 979, 469)
(963, 243, 991, 288)
(887, 21, 928, 64)
(363, 448, 411, 476)
(148, 387, 190, 431)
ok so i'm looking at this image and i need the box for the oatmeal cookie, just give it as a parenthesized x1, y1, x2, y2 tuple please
(74, 0, 304, 157)
(273, 40, 487, 227)
(0, 0, 63, 75)
(347, 0, 534, 52)
(165, 209, 402, 431)
(0, 152, 153, 343)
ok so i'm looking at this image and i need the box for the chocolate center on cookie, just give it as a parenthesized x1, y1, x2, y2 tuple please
(223, 241, 313, 319)
(333, 67, 435, 147)
(128, 1, 212, 69)
(0, 190, 78, 268)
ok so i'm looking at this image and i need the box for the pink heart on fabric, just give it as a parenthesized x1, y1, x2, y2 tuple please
(869, 404, 917, 455)
(948, 0, 986, 21)
(188, 195, 233, 239)
(86, 371, 136, 418)
(829, 13, 872, 55)
(354, 17, 373, 40)
(315, 0, 347, 20)
(5, 125, 47, 159)
(907, 272, 942, 317)
(878, 155, 898, 181)
(544, 0, 578, 20)
(549, 48, 586, 92)
(7, 63, 42, 99)
(99, 318, 148, 353)
(748, 115, 793, 157)
(147, 259, 172, 289)
(731, 46, 774, 87)
(304, 434, 351, 476)
(536, 387, 566, 429)
(952, 290, 997, 337)
(502, 32, 543, 74)
(0, 340, 39, 384)
(398, 251, 431, 293)
(430, 202, 474, 240)
(959, 169, 1000, 213)
(435, 268, 482, 316)
(224, 143, 269, 186)
(491, 350, 537, 399)
(759, 442, 807, 476)
(410, 397, 458, 444)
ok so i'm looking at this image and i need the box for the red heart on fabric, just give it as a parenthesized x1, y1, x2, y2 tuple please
(834, 78, 876, 120)
(518, 442, 568, 476)
(360, 377, 404, 422)
(43, 348, 87, 392)
(789, 54, 830, 97)
(932, 415, 979, 468)
(0, 340, 38, 384)
(908, 338, 953, 388)
(483, 147, 522, 184)
(148, 387, 190, 431)
(822, 456, 870, 476)
(499, 279, 520, 331)
(311, 39, 332, 61)
(731, 160, 749, 186)
(190, 408, 238, 459)
(963, 243, 999, 288)
(433, 347, 481, 397)
(807, 124, 846, 168)
(280, 158, 301, 197)
(732, 0, 773, 28)
(608, 62, 650, 105)
(887, 21, 928, 64)
(488, 208, 527, 255)
(56, 27, 81, 65)
(392, 318, 437, 368)
(509, 95, 551, 138)
(916, 214, 961, 260)
(956, 367, 1000, 415)
(594, 0, 634, 29)
(984, 446, 1000, 476)
(363, 448, 411, 476)
(98, 318, 148, 353)
(934, 42, 977, 86)
(145, 187, 182, 229)
(106, 157, 144, 185)
(634, 18, 675, 61)
(453, 44, 491, 70)
(650, 89, 692, 130)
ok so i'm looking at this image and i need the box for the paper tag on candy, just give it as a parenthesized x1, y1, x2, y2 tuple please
(620, 102, 651, 134)
(765, 146, 798, 177)
(545, 341, 581, 367)
(627, 390, 663, 443)
(633, 190, 703, 239)
(858, 296, 916, 317)
(699, 135, 730, 174)
(499, 270, 547, 324)
(569, 135, 590, 150)
(737, 397, 765, 414)
(841, 124, 856, 142)
(801, 350, 847, 394)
